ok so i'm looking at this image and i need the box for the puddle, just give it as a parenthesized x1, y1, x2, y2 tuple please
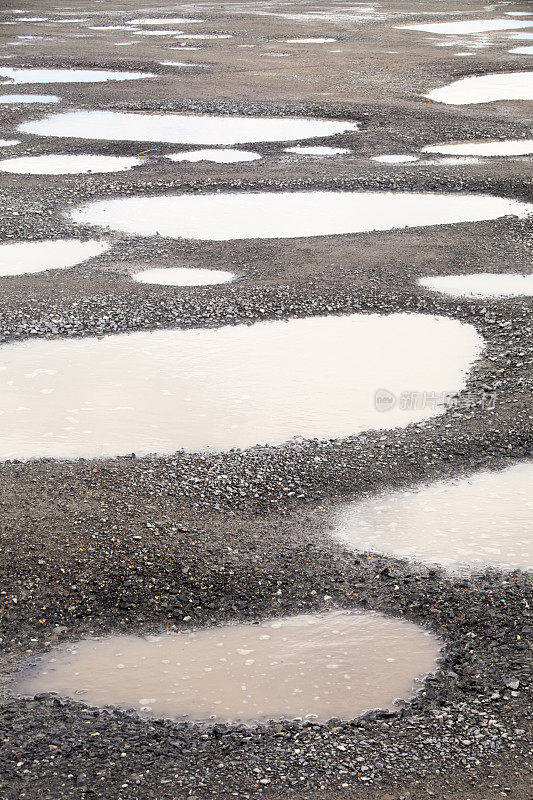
(510, 46, 533, 54)
(399, 19, 533, 34)
(372, 154, 419, 164)
(509, 32, 533, 39)
(333, 464, 533, 572)
(130, 18, 204, 25)
(0, 94, 59, 103)
(167, 148, 261, 163)
(426, 157, 481, 166)
(132, 267, 235, 286)
(425, 72, 533, 104)
(284, 37, 336, 43)
(0, 67, 154, 84)
(0, 239, 109, 277)
(284, 145, 350, 155)
(67, 190, 532, 242)
(19, 111, 359, 145)
(13, 610, 441, 723)
(0, 313, 482, 460)
(0, 154, 143, 174)
(159, 61, 206, 67)
(422, 140, 533, 157)
(132, 30, 186, 36)
(418, 273, 533, 298)
(172, 34, 233, 39)
(0, 138, 20, 146)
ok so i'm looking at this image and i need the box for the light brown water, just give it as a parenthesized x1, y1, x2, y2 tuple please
(334, 463, 533, 571)
(14, 611, 440, 724)
(0, 313, 483, 460)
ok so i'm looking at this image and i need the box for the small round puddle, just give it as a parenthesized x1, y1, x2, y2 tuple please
(167, 148, 261, 163)
(13, 611, 441, 724)
(132, 267, 235, 286)
(0, 154, 143, 174)
(333, 464, 533, 572)
(0, 239, 109, 277)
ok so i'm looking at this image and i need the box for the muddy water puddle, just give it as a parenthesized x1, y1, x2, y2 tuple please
(14, 611, 441, 724)
(426, 72, 533, 104)
(419, 273, 533, 298)
(0, 67, 154, 83)
(333, 464, 533, 572)
(0, 154, 143, 174)
(132, 267, 235, 286)
(0, 313, 482, 460)
(67, 191, 532, 241)
(19, 111, 359, 145)
(0, 239, 109, 277)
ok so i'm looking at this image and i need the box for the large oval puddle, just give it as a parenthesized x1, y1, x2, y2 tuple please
(13, 611, 441, 724)
(333, 463, 533, 572)
(0, 239, 109, 277)
(419, 273, 533, 298)
(67, 191, 532, 241)
(0, 313, 483, 460)
(18, 111, 359, 145)
(0, 154, 143, 174)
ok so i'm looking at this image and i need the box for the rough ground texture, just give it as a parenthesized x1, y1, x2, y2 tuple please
(0, 0, 531, 799)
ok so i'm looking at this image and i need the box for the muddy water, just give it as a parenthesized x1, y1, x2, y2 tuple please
(18, 110, 359, 144)
(67, 191, 532, 241)
(0, 313, 482, 460)
(333, 464, 533, 572)
(425, 72, 533, 104)
(14, 611, 441, 724)
(419, 273, 533, 298)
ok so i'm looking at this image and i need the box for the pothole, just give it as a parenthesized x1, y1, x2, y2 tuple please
(167, 148, 261, 163)
(0, 67, 155, 83)
(18, 110, 359, 144)
(425, 72, 533, 104)
(333, 463, 533, 572)
(131, 266, 235, 286)
(0, 93, 59, 103)
(0, 239, 109, 277)
(284, 145, 350, 156)
(12, 610, 441, 724)
(422, 140, 533, 157)
(0, 154, 144, 174)
(67, 190, 532, 241)
(398, 19, 533, 34)
(0, 313, 482, 460)
(418, 273, 533, 298)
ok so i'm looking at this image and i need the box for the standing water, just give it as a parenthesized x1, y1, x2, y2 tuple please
(0, 313, 482, 460)
(13, 610, 441, 724)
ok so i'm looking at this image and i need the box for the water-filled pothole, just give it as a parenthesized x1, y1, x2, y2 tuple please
(425, 72, 533, 104)
(0, 67, 154, 83)
(0, 93, 59, 103)
(0, 239, 109, 277)
(167, 148, 261, 163)
(284, 145, 350, 156)
(0, 154, 143, 174)
(333, 464, 533, 572)
(18, 111, 359, 144)
(67, 191, 532, 241)
(372, 154, 418, 164)
(419, 273, 533, 298)
(13, 610, 441, 723)
(132, 267, 235, 286)
(422, 140, 533, 157)
(0, 313, 482, 460)
(399, 19, 533, 34)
